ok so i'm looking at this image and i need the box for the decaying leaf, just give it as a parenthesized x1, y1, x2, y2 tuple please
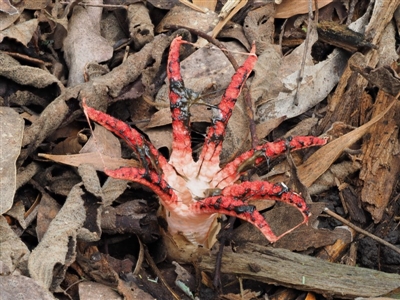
(0, 107, 24, 214)
(28, 184, 86, 290)
(0, 19, 38, 46)
(63, 5, 113, 86)
(156, 4, 218, 33)
(256, 48, 347, 124)
(78, 281, 121, 300)
(0, 0, 18, 16)
(275, 0, 334, 18)
(0, 275, 55, 300)
(0, 216, 30, 275)
(127, 2, 154, 49)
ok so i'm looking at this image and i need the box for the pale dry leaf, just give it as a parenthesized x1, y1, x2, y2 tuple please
(22, 99, 68, 150)
(0, 51, 62, 89)
(275, 0, 334, 18)
(38, 152, 139, 171)
(24, 0, 48, 10)
(28, 183, 86, 290)
(0, 10, 20, 31)
(193, 0, 217, 10)
(308, 161, 362, 195)
(251, 47, 283, 105)
(0, 0, 18, 15)
(78, 281, 122, 300)
(156, 4, 218, 33)
(0, 275, 55, 300)
(101, 177, 128, 207)
(63, 5, 113, 86)
(127, 3, 154, 49)
(0, 216, 30, 275)
(80, 124, 121, 158)
(36, 194, 62, 242)
(256, 49, 347, 124)
(376, 21, 398, 67)
(0, 19, 38, 46)
(144, 127, 173, 153)
(0, 107, 24, 214)
(5, 201, 26, 229)
(78, 164, 103, 198)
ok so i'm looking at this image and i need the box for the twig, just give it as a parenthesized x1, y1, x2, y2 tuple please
(143, 245, 181, 300)
(324, 208, 400, 255)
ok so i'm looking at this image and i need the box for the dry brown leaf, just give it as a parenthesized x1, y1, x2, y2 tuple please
(39, 153, 139, 171)
(63, 5, 113, 86)
(79, 281, 121, 300)
(0, 107, 24, 214)
(275, 0, 334, 19)
(193, 0, 217, 10)
(0, 51, 62, 89)
(0, 0, 18, 15)
(144, 127, 173, 153)
(80, 124, 121, 158)
(127, 3, 154, 50)
(156, 4, 218, 33)
(0, 19, 38, 46)
(28, 183, 86, 290)
(255, 24, 347, 124)
(0, 275, 55, 300)
(0, 216, 30, 275)
(36, 193, 62, 242)
(4, 201, 26, 229)
(298, 100, 396, 187)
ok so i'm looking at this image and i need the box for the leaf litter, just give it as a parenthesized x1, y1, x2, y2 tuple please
(1, 0, 400, 299)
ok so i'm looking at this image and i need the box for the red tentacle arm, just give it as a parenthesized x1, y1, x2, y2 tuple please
(167, 36, 194, 177)
(220, 181, 310, 221)
(190, 196, 279, 242)
(104, 167, 178, 207)
(214, 136, 328, 188)
(197, 43, 257, 180)
(82, 99, 166, 172)
(82, 98, 187, 202)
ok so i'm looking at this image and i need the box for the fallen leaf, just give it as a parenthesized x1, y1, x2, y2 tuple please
(0, 0, 18, 15)
(79, 281, 121, 300)
(80, 124, 122, 158)
(275, 0, 334, 18)
(38, 152, 139, 171)
(0, 19, 38, 46)
(156, 4, 218, 33)
(63, 5, 113, 86)
(0, 275, 54, 300)
(0, 216, 30, 274)
(0, 107, 24, 214)
(28, 183, 87, 290)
